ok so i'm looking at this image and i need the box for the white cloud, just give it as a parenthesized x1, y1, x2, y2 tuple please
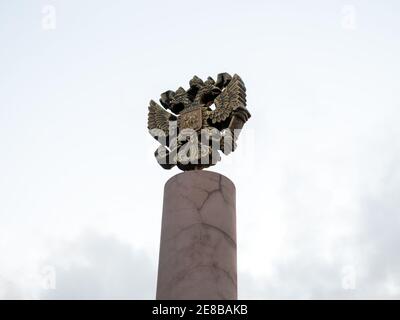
(40, 231, 156, 300)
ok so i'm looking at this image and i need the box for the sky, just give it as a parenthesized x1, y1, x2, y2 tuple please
(0, 0, 400, 299)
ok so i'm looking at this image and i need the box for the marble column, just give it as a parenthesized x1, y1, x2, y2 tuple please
(156, 170, 237, 300)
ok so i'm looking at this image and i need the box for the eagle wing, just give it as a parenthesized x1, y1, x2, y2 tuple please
(208, 74, 246, 124)
(147, 100, 176, 134)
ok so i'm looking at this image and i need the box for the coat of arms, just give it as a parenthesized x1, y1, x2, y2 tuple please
(147, 73, 251, 171)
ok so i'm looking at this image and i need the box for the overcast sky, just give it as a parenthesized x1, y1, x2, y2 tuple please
(1, 0, 400, 299)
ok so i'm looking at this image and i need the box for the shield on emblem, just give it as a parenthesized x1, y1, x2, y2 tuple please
(179, 107, 203, 131)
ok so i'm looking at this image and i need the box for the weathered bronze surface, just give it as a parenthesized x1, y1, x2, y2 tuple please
(147, 73, 251, 171)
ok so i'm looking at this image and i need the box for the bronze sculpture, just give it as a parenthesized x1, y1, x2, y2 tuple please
(147, 73, 251, 171)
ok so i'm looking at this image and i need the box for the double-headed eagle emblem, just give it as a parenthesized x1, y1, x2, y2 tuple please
(147, 73, 251, 171)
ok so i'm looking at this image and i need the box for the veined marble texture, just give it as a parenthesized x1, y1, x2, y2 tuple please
(156, 170, 237, 300)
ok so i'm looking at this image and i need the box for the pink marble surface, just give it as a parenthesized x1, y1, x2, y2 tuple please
(156, 170, 237, 300)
